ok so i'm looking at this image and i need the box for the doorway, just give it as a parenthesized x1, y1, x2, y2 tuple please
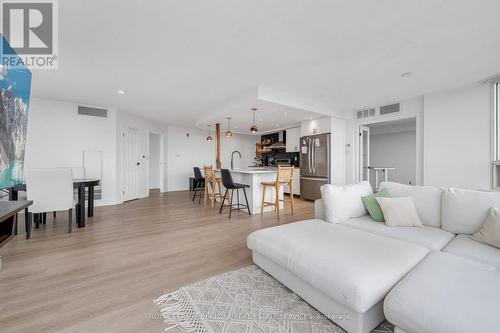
(148, 132, 162, 191)
(122, 126, 143, 201)
(358, 118, 417, 190)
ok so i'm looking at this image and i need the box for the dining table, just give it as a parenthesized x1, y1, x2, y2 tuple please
(8, 178, 100, 228)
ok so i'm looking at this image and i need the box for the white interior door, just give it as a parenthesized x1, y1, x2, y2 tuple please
(122, 127, 142, 201)
(359, 125, 370, 182)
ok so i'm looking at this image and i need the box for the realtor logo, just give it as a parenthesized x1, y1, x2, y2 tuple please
(0, 0, 58, 69)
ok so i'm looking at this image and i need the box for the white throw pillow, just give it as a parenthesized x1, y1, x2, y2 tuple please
(472, 207, 500, 249)
(378, 182, 443, 228)
(320, 181, 372, 223)
(376, 197, 423, 227)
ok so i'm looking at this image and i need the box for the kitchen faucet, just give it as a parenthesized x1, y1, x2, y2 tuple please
(231, 151, 241, 170)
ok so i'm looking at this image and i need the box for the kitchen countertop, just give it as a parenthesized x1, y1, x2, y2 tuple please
(216, 166, 299, 175)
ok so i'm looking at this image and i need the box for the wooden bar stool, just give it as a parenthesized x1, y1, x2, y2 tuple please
(203, 165, 223, 208)
(260, 166, 295, 220)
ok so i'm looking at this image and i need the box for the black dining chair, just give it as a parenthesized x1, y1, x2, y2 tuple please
(219, 169, 251, 218)
(192, 167, 205, 204)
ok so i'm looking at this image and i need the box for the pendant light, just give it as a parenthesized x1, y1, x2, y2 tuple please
(206, 125, 213, 141)
(250, 108, 258, 134)
(225, 117, 233, 137)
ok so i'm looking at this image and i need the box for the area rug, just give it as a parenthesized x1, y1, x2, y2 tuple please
(154, 265, 394, 333)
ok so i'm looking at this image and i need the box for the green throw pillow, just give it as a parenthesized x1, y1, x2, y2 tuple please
(362, 188, 391, 222)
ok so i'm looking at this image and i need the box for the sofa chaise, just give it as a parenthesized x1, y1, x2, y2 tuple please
(247, 181, 500, 333)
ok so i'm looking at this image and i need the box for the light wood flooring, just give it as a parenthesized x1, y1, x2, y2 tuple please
(0, 190, 313, 332)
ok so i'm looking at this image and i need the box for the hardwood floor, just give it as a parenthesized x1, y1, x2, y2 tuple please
(0, 190, 313, 333)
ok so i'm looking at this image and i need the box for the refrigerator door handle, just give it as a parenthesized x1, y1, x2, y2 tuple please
(307, 138, 312, 173)
(312, 138, 317, 174)
(326, 135, 330, 180)
(314, 139, 319, 173)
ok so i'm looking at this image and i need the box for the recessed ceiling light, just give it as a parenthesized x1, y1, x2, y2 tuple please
(401, 72, 412, 78)
(284, 111, 288, 116)
(117, 90, 127, 95)
(275, 124, 280, 127)
(259, 118, 263, 122)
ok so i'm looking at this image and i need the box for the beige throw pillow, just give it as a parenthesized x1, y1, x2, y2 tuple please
(472, 207, 500, 249)
(375, 197, 423, 227)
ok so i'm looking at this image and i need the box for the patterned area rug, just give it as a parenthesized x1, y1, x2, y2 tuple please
(154, 265, 394, 332)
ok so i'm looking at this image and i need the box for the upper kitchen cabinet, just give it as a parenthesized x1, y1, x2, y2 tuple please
(285, 127, 301, 152)
(301, 116, 331, 136)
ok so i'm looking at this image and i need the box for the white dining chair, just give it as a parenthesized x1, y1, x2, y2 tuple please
(25, 168, 75, 234)
(70, 167, 85, 178)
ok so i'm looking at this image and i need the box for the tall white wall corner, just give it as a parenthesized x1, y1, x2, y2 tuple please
(331, 117, 346, 185)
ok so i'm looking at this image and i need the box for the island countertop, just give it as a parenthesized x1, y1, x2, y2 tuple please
(225, 168, 278, 174)
(213, 167, 285, 214)
(216, 167, 298, 175)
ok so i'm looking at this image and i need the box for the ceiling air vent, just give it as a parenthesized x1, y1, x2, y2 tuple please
(380, 103, 400, 115)
(78, 106, 108, 118)
(355, 108, 376, 119)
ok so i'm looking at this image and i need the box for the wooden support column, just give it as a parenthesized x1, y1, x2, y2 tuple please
(215, 123, 221, 169)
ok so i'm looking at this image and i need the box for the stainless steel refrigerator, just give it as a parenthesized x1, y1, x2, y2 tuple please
(300, 133, 330, 200)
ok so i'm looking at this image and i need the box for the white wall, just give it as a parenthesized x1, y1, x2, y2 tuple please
(166, 126, 259, 192)
(369, 129, 416, 188)
(331, 117, 346, 185)
(423, 83, 491, 189)
(25, 98, 119, 205)
(166, 126, 212, 192)
(220, 133, 259, 170)
(349, 96, 424, 185)
(346, 83, 491, 190)
(25, 98, 170, 206)
(148, 132, 160, 189)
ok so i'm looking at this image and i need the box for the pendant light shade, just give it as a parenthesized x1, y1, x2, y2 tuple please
(250, 108, 258, 134)
(225, 117, 233, 137)
(206, 125, 213, 141)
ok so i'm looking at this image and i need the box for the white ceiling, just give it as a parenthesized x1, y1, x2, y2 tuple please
(31, 0, 500, 128)
(197, 99, 321, 135)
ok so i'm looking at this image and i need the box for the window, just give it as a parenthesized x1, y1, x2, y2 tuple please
(492, 82, 500, 188)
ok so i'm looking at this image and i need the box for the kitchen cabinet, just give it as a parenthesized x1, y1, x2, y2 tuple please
(301, 117, 331, 136)
(285, 127, 301, 152)
(284, 168, 300, 196)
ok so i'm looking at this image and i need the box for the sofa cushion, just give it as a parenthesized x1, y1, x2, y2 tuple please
(376, 197, 423, 227)
(247, 219, 429, 313)
(472, 207, 500, 249)
(314, 199, 326, 220)
(340, 215, 454, 251)
(378, 182, 442, 228)
(384, 251, 500, 333)
(320, 182, 372, 223)
(441, 188, 500, 234)
(443, 234, 500, 269)
(361, 188, 391, 222)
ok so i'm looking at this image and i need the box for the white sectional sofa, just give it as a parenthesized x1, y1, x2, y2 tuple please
(247, 181, 500, 333)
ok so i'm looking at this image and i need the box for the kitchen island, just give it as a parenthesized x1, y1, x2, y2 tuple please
(217, 168, 284, 215)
